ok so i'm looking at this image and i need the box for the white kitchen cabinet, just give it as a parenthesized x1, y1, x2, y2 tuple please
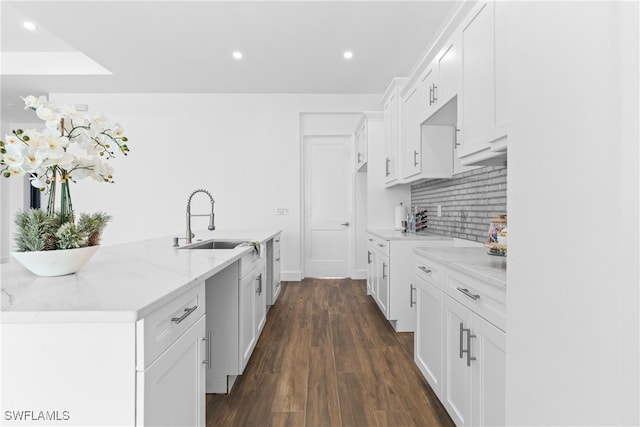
(375, 248, 390, 318)
(366, 232, 453, 332)
(382, 78, 407, 185)
(207, 243, 269, 393)
(415, 274, 444, 399)
(239, 266, 257, 370)
(458, 0, 508, 165)
(268, 234, 282, 305)
(443, 294, 474, 426)
(414, 251, 506, 427)
(472, 313, 506, 427)
(255, 265, 267, 335)
(437, 33, 462, 109)
(137, 316, 206, 427)
(401, 80, 422, 179)
(355, 117, 368, 171)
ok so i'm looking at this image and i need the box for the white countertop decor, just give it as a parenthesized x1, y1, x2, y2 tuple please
(413, 247, 506, 288)
(1, 230, 280, 323)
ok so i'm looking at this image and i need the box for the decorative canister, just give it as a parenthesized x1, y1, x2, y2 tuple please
(485, 215, 507, 256)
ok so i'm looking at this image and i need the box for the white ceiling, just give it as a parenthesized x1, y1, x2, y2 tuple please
(1, 0, 459, 121)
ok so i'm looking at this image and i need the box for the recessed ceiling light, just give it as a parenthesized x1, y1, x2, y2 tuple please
(343, 51, 353, 60)
(23, 21, 36, 31)
(232, 51, 243, 60)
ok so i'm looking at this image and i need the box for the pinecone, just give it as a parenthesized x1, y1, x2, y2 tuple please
(43, 234, 57, 251)
(88, 231, 100, 247)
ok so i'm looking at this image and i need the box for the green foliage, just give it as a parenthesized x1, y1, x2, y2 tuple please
(77, 212, 112, 246)
(13, 209, 58, 252)
(13, 209, 110, 252)
(55, 222, 88, 250)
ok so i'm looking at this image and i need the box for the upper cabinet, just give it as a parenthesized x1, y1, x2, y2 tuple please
(399, 33, 461, 183)
(377, 0, 506, 180)
(355, 118, 368, 171)
(458, 0, 508, 165)
(381, 78, 407, 186)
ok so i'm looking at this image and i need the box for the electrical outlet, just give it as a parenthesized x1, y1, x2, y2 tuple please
(276, 208, 289, 216)
(437, 205, 442, 217)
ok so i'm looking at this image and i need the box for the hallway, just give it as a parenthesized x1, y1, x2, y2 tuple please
(206, 279, 454, 426)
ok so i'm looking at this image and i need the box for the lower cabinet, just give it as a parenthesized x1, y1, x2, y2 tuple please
(415, 253, 505, 427)
(208, 246, 267, 393)
(366, 232, 453, 332)
(136, 316, 206, 426)
(415, 275, 444, 398)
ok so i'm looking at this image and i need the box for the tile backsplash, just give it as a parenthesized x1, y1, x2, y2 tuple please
(411, 165, 507, 242)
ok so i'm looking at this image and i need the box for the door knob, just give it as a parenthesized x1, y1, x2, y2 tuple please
(341, 222, 350, 226)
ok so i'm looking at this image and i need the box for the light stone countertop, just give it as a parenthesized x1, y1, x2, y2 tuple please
(1, 229, 280, 323)
(413, 247, 507, 288)
(367, 229, 453, 241)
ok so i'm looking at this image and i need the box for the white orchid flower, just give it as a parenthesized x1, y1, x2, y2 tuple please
(7, 166, 26, 177)
(37, 129, 69, 160)
(91, 159, 114, 182)
(2, 144, 25, 168)
(22, 95, 49, 110)
(29, 173, 49, 190)
(111, 123, 125, 138)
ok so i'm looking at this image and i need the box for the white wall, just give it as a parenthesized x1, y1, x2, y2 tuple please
(506, 2, 639, 425)
(42, 93, 380, 280)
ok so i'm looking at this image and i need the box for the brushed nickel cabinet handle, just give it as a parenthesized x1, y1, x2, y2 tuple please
(171, 306, 198, 324)
(382, 263, 387, 279)
(413, 150, 419, 167)
(418, 266, 432, 274)
(410, 284, 416, 308)
(202, 330, 212, 370)
(457, 287, 480, 301)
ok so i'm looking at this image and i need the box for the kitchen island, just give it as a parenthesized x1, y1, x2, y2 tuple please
(1, 230, 281, 426)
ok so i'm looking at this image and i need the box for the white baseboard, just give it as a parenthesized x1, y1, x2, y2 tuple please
(281, 271, 302, 281)
(352, 269, 367, 280)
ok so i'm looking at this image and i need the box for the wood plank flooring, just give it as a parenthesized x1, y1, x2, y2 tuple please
(206, 278, 455, 427)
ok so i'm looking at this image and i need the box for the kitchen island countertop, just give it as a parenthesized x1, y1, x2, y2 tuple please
(1, 230, 280, 323)
(414, 246, 506, 288)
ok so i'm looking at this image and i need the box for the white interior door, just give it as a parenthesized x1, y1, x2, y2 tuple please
(303, 134, 352, 278)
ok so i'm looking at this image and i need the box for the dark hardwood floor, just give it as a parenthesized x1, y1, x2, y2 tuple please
(206, 278, 455, 427)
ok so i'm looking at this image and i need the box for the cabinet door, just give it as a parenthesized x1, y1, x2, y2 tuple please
(438, 33, 461, 107)
(402, 82, 422, 179)
(137, 316, 206, 427)
(493, 0, 508, 145)
(415, 277, 444, 398)
(443, 295, 473, 427)
(366, 245, 375, 296)
(421, 66, 438, 122)
(472, 314, 506, 427)
(383, 91, 398, 183)
(375, 254, 390, 318)
(273, 238, 282, 303)
(255, 267, 267, 336)
(239, 272, 256, 371)
(460, 1, 495, 157)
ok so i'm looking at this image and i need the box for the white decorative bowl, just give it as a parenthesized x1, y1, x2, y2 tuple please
(11, 246, 100, 277)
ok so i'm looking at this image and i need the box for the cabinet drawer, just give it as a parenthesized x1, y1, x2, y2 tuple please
(442, 270, 506, 331)
(367, 234, 389, 256)
(136, 282, 205, 370)
(416, 257, 443, 289)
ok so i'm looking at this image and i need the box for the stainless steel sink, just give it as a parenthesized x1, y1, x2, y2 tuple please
(180, 240, 246, 250)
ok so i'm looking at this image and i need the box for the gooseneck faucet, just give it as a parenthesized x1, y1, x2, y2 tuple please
(186, 189, 215, 244)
